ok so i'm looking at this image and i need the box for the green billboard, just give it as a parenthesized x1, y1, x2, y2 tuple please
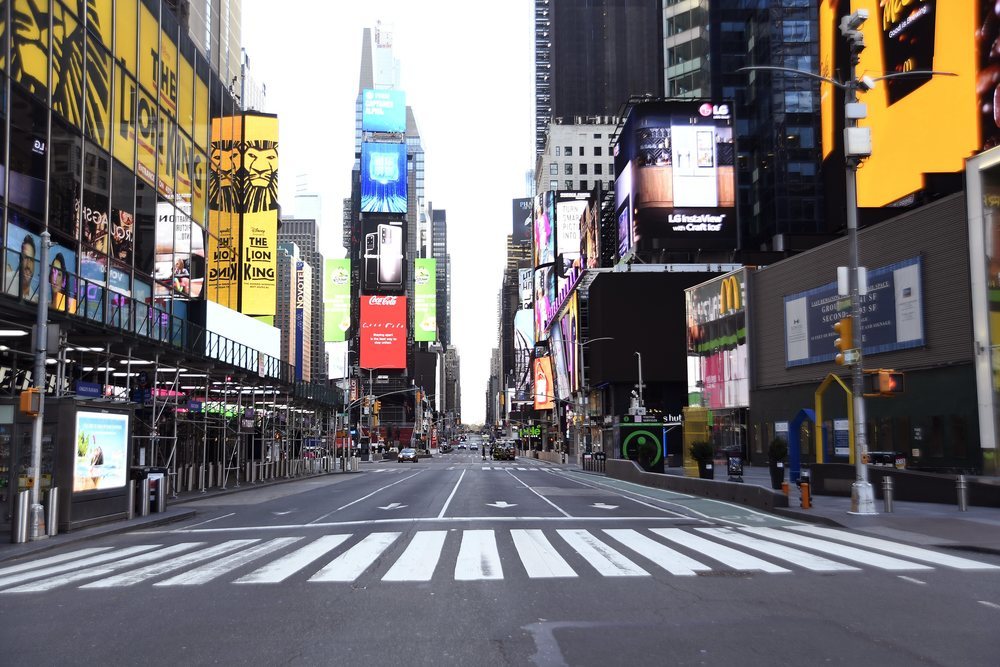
(414, 258, 437, 342)
(324, 259, 351, 341)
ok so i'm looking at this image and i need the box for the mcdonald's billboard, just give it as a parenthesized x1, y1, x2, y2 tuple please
(685, 269, 749, 409)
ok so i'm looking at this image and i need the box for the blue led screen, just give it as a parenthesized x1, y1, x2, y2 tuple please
(361, 142, 407, 214)
(362, 89, 407, 133)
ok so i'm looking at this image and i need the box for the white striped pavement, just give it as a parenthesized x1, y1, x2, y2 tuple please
(2, 526, 995, 591)
(310, 533, 400, 582)
(455, 530, 503, 580)
(235, 535, 351, 584)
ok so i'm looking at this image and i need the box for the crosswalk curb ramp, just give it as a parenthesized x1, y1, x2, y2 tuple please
(0, 525, 996, 592)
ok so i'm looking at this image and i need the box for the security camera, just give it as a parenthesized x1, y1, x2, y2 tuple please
(858, 75, 876, 92)
(840, 8, 869, 35)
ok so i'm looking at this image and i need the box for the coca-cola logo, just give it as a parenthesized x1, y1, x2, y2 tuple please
(368, 295, 398, 306)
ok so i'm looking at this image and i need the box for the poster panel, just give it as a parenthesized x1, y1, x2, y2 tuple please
(414, 258, 437, 342)
(360, 295, 407, 370)
(240, 211, 277, 316)
(324, 258, 351, 342)
(73, 411, 129, 493)
(533, 356, 555, 410)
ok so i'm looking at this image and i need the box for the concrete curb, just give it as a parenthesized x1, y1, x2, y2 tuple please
(170, 470, 358, 506)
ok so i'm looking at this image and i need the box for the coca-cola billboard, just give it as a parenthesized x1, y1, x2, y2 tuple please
(361, 295, 407, 370)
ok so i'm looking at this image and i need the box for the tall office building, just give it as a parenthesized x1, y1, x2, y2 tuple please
(535, 0, 663, 153)
(278, 217, 327, 381)
(535, 118, 618, 194)
(661, 2, 826, 252)
(428, 205, 451, 348)
(182, 0, 244, 90)
(276, 242, 313, 382)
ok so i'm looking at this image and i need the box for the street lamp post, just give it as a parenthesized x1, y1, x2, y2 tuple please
(576, 337, 615, 457)
(634, 351, 644, 409)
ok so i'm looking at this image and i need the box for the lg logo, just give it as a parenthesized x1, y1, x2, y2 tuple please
(698, 103, 730, 118)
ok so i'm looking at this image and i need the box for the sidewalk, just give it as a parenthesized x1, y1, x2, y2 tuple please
(0, 467, 361, 565)
(565, 458, 1000, 556)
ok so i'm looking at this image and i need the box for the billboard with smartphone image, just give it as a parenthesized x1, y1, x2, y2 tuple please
(362, 218, 406, 294)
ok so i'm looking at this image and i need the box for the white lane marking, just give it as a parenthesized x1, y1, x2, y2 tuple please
(978, 601, 1000, 611)
(310, 533, 400, 582)
(180, 512, 236, 530)
(0, 546, 160, 589)
(140, 515, 695, 534)
(603, 529, 709, 576)
(516, 467, 527, 471)
(898, 576, 927, 585)
(557, 529, 647, 577)
(482, 466, 491, 471)
(382, 531, 447, 582)
(505, 469, 572, 518)
(236, 535, 351, 584)
(3, 544, 204, 592)
(528, 468, 539, 471)
(551, 472, 689, 518)
(697, 529, 858, 572)
(651, 528, 789, 573)
(742, 527, 931, 571)
(80, 540, 259, 588)
(437, 468, 467, 519)
(447, 466, 456, 470)
(788, 525, 1000, 570)
(309, 471, 424, 523)
(0, 548, 112, 577)
(455, 530, 503, 581)
(155, 537, 303, 586)
(511, 529, 577, 579)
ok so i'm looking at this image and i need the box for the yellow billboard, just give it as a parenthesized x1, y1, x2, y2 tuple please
(821, 1, 979, 207)
(239, 114, 279, 316)
(207, 210, 239, 309)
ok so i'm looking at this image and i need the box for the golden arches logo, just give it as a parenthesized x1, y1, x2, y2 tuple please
(719, 276, 741, 315)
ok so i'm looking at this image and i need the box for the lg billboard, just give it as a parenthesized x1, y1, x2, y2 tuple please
(613, 101, 736, 254)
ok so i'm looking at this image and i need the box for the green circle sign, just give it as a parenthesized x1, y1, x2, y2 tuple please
(622, 429, 662, 466)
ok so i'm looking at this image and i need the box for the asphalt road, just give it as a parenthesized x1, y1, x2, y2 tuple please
(2, 440, 1000, 666)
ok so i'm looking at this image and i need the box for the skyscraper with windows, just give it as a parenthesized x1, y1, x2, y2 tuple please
(278, 217, 327, 382)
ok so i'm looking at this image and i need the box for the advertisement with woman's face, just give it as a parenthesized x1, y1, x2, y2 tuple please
(5, 221, 41, 302)
(73, 411, 129, 493)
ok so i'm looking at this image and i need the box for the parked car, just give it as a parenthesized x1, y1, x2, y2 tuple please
(397, 448, 419, 463)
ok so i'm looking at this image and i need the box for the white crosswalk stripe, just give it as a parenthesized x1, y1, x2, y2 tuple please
(2, 526, 995, 592)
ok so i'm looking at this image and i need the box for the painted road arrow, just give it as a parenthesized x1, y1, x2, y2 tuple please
(486, 501, 518, 509)
(591, 503, 619, 510)
(378, 503, 408, 510)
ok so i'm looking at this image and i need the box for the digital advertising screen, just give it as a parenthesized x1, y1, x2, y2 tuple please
(550, 325, 572, 403)
(414, 258, 437, 342)
(362, 89, 407, 133)
(686, 270, 749, 410)
(362, 218, 406, 294)
(533, 191, 555, 267)
(513, 309, 534, 403)
(360, 295, 407, 369)
(533, 266, 555, 341)
(74, 411, 129, 493)
(533, 356, 555, 410)
(324, 258, 352, 342)
(556, 192, 588, 277)
(613, 101, 736, 252)
(361, 142, 407, 214)
(581, 192, 601, 270)
(820, 1, 982, 206)
(512, 198, 532, 245)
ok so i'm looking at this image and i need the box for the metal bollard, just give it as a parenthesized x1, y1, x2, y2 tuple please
(140, 478, 151, 517)
(46, 487, 59, 537)
(882, 476, 894, 513)
(13, 490, 30, 543)
(799, 482, 811, 509)
(127, 479, 136, 519)
(199, 464, 205, 492)
(156, 478, 167, 513)
(957, 474, 969, 512)
(187, 465, 195, 492)
(206, 463, 213, 488)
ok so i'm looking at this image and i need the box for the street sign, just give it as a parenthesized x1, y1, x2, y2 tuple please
(843, 348, 860, 365)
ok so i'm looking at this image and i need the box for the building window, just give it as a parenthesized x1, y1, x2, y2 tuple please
(564, 180, 573, 190)
(594, 146, 602, 156)
(784, 91, 814, 113)
(564, 146, 573, 156)
(564, 163, 573, 175)
(579, 180, 588, 191)
(782, 21, 812, 42)
(550, 180, 558, 190)
(579, 163, 588, 175)
(555, 146, 561, 156)
(550, 163, 558, 175)
(607, 180, 613, 191)
(593, 133, 602, 139)
(594, 163, 603, 175)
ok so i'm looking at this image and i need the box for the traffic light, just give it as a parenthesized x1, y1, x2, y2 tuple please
(833, 315, 854, 366)
(878, 370, 905, 395)
(374, 400, 381, 414)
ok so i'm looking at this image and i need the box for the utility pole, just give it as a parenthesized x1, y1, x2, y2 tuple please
(30, 231, 51, 539)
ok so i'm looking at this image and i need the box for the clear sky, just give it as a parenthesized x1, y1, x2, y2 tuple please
(243, 1, 535, 424)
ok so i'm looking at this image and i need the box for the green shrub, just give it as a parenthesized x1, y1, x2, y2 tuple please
(689, 441, 714, 463)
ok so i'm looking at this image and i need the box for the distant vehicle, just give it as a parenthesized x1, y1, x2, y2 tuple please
(397, 448, 418, 463)
(470, 444, 478, 451)
(458, 443, 467, 449)
(439, 443, 453, 453)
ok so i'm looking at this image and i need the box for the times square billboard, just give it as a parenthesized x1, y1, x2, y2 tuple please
(820, 1, 991, 207)
(613, 101, 736, 255)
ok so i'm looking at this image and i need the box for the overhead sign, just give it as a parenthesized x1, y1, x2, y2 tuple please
(360, 295, 407, 370)
(784, 257, 925, 367)
(414, 258, 437, 342)
(362, 89, 407, 133)
(324, 259, 351, 342)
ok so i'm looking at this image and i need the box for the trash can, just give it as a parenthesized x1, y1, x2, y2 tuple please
(727, 456, 744, 482)
(147, 467, 168, 512)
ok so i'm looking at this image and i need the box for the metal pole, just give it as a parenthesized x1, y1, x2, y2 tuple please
(45, 487, 58, 536)
(957, 475, 969, 511)
(845, 47, 875, 516)
(29, 231, 51, 540)
(882, 476, 894, 513)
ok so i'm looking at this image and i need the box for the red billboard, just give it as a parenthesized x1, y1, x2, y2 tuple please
(360, 295, 407, 369)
